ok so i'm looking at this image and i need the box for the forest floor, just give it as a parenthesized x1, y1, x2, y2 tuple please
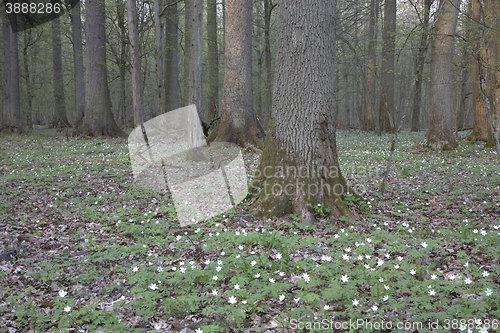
(0, 128, 499, 333)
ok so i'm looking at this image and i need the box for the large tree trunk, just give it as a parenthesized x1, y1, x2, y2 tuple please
(379, 0, 396, 133)
(427, 0, 460, 150)
(154, 0, 165, 116)
(252, 0, 355, 224)
(51, 17, 70, 128)
(71, 1, 85, 124)
(208, 0, 264, 147)
(76, 0, 125, 137)
(127, 0, 145, 128)
(206, 0, 219, 124)
(165, 0, 180, 112)
(411, 0, 432, 132)
(364, 0, 379, 131)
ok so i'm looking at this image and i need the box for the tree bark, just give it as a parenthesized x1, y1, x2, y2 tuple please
(76, 0, 125, 137)
(379, 0, 396, 133)
(481, 0, 500, 150)
(51, 17, 70, 128)
(165, 0, 180, 112)
(262, 0, 274, 131)
(208, 0, 264, 147)
(252, 0, 355, 223)
(127, 0, 145, 129)
(411, 0, 432, 132)
(8, 14, 23, 131)
(183, 0, 205, 160)
(154, 0, 165, 116)
(2, 16, 11, 131)
(22, 29, 34, 130)
(364, 0, 379, 131)
(184, 0, 203, 112)
(71, 0, 85, 124)
(206, 0, 219, 124)
(427, 0, 460, 150)
(468, 0, 490, 142)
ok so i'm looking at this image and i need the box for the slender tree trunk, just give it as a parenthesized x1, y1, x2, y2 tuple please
(458, 1, 472, 132)
(127, 0, 145, 128)
(9, 15, 22, 131)
(183, 0, 205, 160)
(252, 0, 356, 223)
(51, 17, 70, 128)
(76, 0, 125, 137)
(379, 0, 396, 133)
(206, 0, 219, 124)
(411, 0, 432, 132)
(154, 0, 165, 116)
(262, 0, 274, 131)
(22, 30, 33, 130)
(254, 3, 263, 121)
(468, 0, 490, 142)
(482, 0, 500, 150)
(364, 0, 379, 131)
(427, 0, 460, 150)
(184, 0, 203, 112)
(71, 1, 85, 124)
(165, 0, 180, 112)
(110, 0, 131, 128)
(2, 16, 11, 131)
(208, 0, 264, 147)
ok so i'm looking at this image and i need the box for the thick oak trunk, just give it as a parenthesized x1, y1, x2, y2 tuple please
(252, 0, 356, 224)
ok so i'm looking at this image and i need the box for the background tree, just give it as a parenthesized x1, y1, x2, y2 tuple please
(480, 0, 500, 151)
(379, 0, 396, 133)
(364, 0, 379, 131)
(76, 0, 124, 137)
(262, 0, 275, 130)
(208, 0, 263, 147)
(22, 28, 39, 130)
(153, 0, 165, 116)
(3, 13, 24, 132)
(184, 0, 203, 111)
(252, 0, 355, 223)
(165, 0, 180, 112)
(51, 17, 70, 128)
(205, 0, 219, 123)
(71, 0, 85, 124)
(2, 15, 10, 131)
(468, 0, 490, 142)
(107, 0, 131, 128)
(411, 0, 433, 132)
(127, 0, 145, 128)
(427, 0, 461, 150)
